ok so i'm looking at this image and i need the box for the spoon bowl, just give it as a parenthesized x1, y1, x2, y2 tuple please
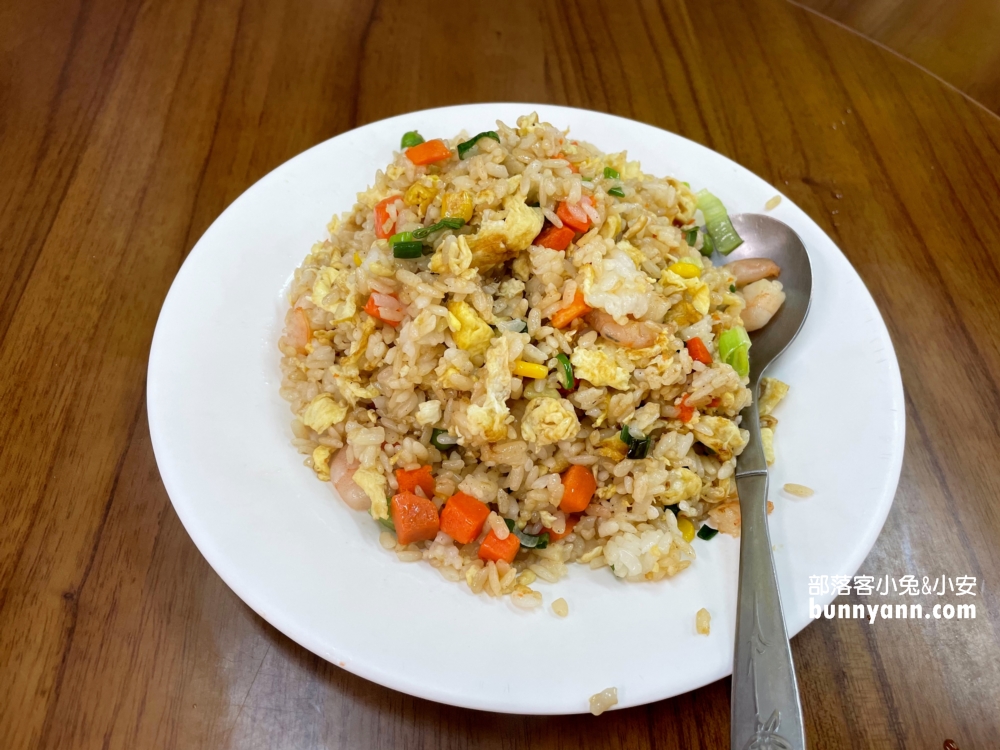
(729, 214, 813, 381)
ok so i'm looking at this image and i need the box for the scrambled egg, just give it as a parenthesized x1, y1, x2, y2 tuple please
(329, 364, 379, 405)
(311, 445, 333, 481)
(760, 426, 775, 465)
(599, 214, 621, 240)
(467, 188, 544, 270)
(692, 415, 747, 460)
(447, 300, 493, 358)
(404, 179, 438, 218)
(342, 317, 376, 368)
(579, 247, 651, 323)
(353, 466, 388, 520)
(758, 377, 789, 417)
(661, 467, 702, 504)
(659, 268, 709, 316)
(311, 267, 357, 322)
(416, 399, 442, 426)
(429, 235, 474, 276)
(465, 336, 513, 442)
(301, 394, 348, 434)
(571, 347, 632, 390)
(520, 397, 580, 446)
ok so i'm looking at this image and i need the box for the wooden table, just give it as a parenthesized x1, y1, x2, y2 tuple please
(3, 0, 999, 747)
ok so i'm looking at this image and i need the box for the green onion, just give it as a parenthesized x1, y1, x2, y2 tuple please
(400, 131, 425, 149)
(667, 504, 681, 516)
(411, 217, 466, 240)
(697, 525, 719, 540)
(682, 181, 690, 187)
(620, 424, 631, 445)
(379, 516, 396, 532)
(627, 436, 651, 459)
(699, 231, 716, 258)
(685, 228, 699, 247)
(392, 241, 423, 258)
(604, 166, 620, 179)
(556, 353, 574, 390)
(430, 428, 458, 451)
(729, 283, 736, 293)
(505, 518, 549, 549)
(389, 231, 413, 246)
(719, 326, 751, 378)
(457, 131, 500, 159)
(696, 189, 743, 255)
(608, 187, 625, 198)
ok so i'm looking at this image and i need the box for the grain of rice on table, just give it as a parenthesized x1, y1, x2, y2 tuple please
(277, 112, 792, 601)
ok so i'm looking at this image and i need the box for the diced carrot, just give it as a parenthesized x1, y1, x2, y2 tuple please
(364, 293, 402, 327)
(686, 337, 713, 365)
(439, 492, 491, 544)
(396, 465, 434, 498)
(708, 397, 721, 408)
(405, 138, 452, 166)
(478, 529, 520, 564)
(546, 515, 579, 542)
(288, 308, 312, 353)
(559, 465, 597, 513)
(373, 195, 400, 239)
(556, 196, 593, 232)
(549, 290, 592, 329)
(678, 394, 695, 423)
(535, 224, 576, 251)
(390, 491, 440, 546)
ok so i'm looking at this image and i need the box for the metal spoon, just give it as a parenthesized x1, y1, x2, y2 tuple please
(725, 214, 813, 750)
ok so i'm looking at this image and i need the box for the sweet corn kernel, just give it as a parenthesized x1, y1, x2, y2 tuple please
(668, 260, 702, 279)
(513, 360, 549, 379)
(353, 251, 362, 266)
(677, 517, 696, 542)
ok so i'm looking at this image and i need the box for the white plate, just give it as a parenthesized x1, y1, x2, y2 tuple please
(148, 103, 904, 714)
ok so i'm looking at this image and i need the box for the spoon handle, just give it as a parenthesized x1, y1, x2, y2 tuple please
(731, 399, 806, 749)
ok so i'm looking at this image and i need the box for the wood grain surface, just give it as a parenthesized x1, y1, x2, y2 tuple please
(2, 0, 999, 748)
(796, 0, 1000, 114)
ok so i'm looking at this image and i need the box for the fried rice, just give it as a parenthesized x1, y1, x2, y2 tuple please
(277, 113, 788, 605)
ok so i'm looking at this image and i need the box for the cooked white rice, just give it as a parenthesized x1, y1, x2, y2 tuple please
(277, 113, 789, 600)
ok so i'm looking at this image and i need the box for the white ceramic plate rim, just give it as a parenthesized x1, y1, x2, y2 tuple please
(148, 103, 905, 714)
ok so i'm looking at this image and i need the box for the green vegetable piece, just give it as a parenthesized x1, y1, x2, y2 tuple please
(604, 166, 620, 179)
(699, 231, 716, 258)
(608, 187, 625, 197)
(696, 189, 744, 255)
(504, 518, 549, 549)
(430, 427, 457, 451)
(697, 525, 719, 540)
(401, 131, 425, 149)
(719, 326, 752, 378)
(729, 284, 737, 293)
(685, 228, 699, 247)
(556, 353, 574, 390)
(389, 231, 413, 246)
(667, 504, 681, 516)
(411, 217, 466, 240)
(620, 424, 631, 445)
(457, 130, 501, 159)
(392, 241, 423, 258)
(627, 436, 651, 459)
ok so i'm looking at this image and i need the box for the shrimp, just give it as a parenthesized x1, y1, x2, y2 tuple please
(585, 309, 659, 349)
(740, 279, 786, 332)
(286, 308, 312, 354)
(708, 499, 773, 537)
(328, 447, 371, 511)
(725, 257, 781, 288)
